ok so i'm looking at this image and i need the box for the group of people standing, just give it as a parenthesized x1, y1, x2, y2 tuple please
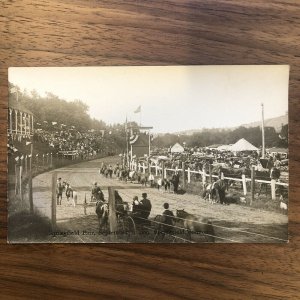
(56, 177, 77, 206)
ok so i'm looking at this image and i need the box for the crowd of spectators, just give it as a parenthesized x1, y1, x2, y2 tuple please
(147, 146, 288, 182)
(33, 125, 117, 158)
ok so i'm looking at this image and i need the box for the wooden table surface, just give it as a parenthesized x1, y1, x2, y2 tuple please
(0, 1, 299, 299)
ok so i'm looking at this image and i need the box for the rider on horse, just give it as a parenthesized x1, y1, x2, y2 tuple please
(91, 182, 104, 202)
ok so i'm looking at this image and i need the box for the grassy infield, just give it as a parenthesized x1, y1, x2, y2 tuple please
(184, 174, 287, 213)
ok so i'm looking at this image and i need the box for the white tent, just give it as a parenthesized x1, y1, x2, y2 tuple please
(230, 138, 258, 152)
(217, 144, 232, 151)
(170, 143, 185, 153)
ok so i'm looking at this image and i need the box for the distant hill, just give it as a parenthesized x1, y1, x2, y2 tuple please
(241, 113, 288, 133)
(167, 114, 288, 136)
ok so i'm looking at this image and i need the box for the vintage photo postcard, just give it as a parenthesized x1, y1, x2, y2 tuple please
(7, 65, 289, 243)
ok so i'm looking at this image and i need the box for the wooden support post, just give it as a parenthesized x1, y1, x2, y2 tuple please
(20, 112, 23, 136)
(51, 172, 57, 229)
(15, 164, 18, 195)
(155, 163, 158, 176)
(50, 152, 53, 168)
(42, 154, 45, 166)
(142, 162, 145, 174)
(271, 179, 276, 200)
(187, 167, 191, 183)
(19, 165, 23, 201)
(108, 187, 117, 238)
(209, 164, 212, 183)
(25, 155, 28, 175)
(242, 174, 247, 196)
(29, 142, 33, 214)
(84, 193, 87, 215)
(182, 162, 186, 189)
(221, 172, 224, 180)
(9, 109, 12, 134)
(164, 167, 167, 179)
(147, 158, 150, 175)
(161, 161, 165, 179)
(251, 166, 255, 206)
(28, 167, 33, 214)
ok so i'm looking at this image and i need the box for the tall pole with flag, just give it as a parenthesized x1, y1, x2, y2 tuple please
(134, 105, 141, 126)
(261, 103, 265, 158)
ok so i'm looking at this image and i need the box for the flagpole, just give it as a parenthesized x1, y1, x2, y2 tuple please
(140, 109, 142, 127)
(148, 130, 151, 156)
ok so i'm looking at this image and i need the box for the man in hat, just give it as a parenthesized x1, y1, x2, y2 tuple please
(91, 182, 104, 202)
(140, 193, 152, 218)
(162, 203, 175, 233)
(133, 193, 152, 219)
(56, 177, 64, 205)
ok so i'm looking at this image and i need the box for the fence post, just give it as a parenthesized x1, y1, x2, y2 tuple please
(50, 152, 53, 168)
(108, 187, 117, 239)
(242, 174, 247, 196)
(155, 163, 158, 176)
(209, 164, 212, 183)
(147, 158, 150, 175)
(162, 161, 165, 179)
(271, 179, 276, 200)
(42, 154, 45, 166)
(251, 166, 255, 205)
(202, 168, 206, 185)
(187, 167, 191, 183)
(182, 162, 186, 189)
(51, 172, 57, 229)
(221, 172, 224, 180)
(142, 162, 146, 174)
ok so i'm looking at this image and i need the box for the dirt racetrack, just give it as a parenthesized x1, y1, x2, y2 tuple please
(29, 156, 288, 243)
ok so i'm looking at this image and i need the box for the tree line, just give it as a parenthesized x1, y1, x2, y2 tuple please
(152, 125, 288, 149)
(9, 84, 288, 152)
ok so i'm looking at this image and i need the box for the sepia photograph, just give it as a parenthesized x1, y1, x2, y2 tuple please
(7, 65, 289, 243)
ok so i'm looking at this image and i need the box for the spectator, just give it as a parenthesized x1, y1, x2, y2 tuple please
(56, 177, 64, 205)
(162, 203, 175, 233)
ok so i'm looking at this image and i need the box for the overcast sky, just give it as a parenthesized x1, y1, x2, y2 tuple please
(9, 65, 289, 133)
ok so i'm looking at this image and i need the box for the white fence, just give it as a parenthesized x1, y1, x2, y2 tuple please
(129, 161, 288, 200)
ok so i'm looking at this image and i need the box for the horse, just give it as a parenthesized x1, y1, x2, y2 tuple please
(95, 201, 109, 232)
(176, 209, 215, 242)
(128, 170, 139, 183)
(202, 182, 217, 203)
(114, 190, 129, 219)
(139, 173, 148, 186)
(99, 165, 107, 176)
(119, 169, 129, 182)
